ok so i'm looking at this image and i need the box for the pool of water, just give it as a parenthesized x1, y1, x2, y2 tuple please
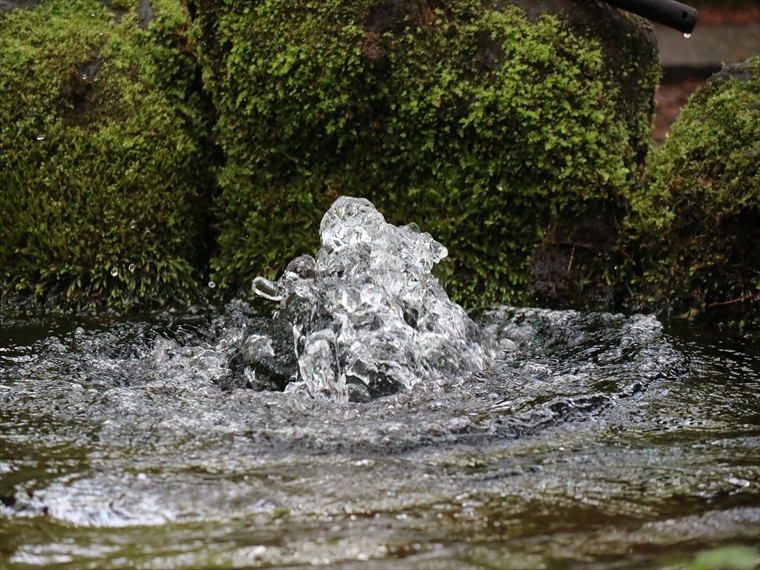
(1, 303, 759, 569)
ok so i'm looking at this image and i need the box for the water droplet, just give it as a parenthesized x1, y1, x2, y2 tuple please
(684, 33, 691, 38)
(110, 267, 119, 277)
(36, 135, 45, 141)
(208, 281, 216, 289)
(128, 263, 136, 273)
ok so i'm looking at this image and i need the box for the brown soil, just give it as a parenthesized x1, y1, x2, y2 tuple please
(697, 6, 760, 24)
(653, 78, 706, 143)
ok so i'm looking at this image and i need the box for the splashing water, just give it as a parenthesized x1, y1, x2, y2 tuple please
(249, 197, 491, 402)
(2, 256, 759, 567)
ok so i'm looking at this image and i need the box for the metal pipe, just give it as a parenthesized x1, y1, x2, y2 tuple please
(600, 0, 699, 34)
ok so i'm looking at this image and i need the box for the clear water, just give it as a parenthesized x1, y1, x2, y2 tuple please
(250, 197, 489, 402)
(1, 199, 759, 569)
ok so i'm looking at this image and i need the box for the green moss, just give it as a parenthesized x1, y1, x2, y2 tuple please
(624, 57, 760, 312)
(0, 0, 215, 310)
(110, 0, 135, 10)
(689, 545, 760, 570)
(189, 0, 656, 307)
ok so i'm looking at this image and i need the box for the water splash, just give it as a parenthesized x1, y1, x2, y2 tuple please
(249, 197, 491, 402)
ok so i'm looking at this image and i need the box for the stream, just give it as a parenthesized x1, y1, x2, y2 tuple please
(1, 198, 759, 568)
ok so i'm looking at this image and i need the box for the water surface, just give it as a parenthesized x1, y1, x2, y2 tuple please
(1, 305, 759, 568)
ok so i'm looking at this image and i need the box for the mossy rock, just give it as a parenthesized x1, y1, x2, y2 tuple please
(0, 0, 215, 310)
(625, 57, 760, 314)
(189, 0, 659, 308)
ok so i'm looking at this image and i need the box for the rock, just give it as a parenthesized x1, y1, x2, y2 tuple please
(0, 0, 664, 312)
(0, 0, 216, 309)
(623, 57, 760, 313)
(189, 0, 660, 308)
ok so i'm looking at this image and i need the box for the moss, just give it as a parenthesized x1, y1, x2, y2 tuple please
(624, 58, 760, 313)
(110, 0, 134, 10)
(189, 0, 658, 308)
(0, 0, 216, 310)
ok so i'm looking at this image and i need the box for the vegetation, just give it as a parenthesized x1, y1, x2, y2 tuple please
(0, 0, 216, 310)
(623, 57, 760, 314)
(19, 0, 758, 316)
(188, 0, 659, 307)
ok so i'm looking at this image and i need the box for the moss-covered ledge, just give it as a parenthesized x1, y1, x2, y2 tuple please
(622, 57, 760, 316)
(0, 0, 216, 310)
(188, 0, 659, 308)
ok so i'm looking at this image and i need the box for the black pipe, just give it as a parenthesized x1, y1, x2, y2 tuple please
(600, 0, 699, 34)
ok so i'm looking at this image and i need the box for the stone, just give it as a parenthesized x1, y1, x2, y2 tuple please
(0, 0, 216, 310)
(623, 57, 760, 313)
(189, 0, 661, 308)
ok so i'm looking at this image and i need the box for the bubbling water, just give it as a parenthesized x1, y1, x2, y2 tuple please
(249, 197, 492, 402)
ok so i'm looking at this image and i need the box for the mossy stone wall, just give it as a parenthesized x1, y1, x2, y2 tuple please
(0, 0, 215, 309)
(189, 0, 659, 307)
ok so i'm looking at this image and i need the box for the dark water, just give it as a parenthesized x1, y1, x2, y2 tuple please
(1, 304, 758, 569)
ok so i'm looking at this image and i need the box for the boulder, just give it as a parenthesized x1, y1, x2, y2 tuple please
(0, 0, 215, 309)
(188, 0, 660, 308)
(624, 57, 760, 314)
(1, 0, 663, 311)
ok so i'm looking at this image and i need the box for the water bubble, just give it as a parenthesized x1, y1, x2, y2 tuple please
(36, 135, 45, 141)
(208, 281, 216, 289)
(684, 33, 691, 38)
(128, 263, 136, 273)
(110, 267, 119, 277)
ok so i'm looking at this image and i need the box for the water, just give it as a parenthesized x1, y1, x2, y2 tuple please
(250, 197, 489, 402)
(1, 199, 759, 568)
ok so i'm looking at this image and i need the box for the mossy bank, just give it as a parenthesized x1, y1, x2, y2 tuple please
(189, 0, 659, 308)
(624, 57, 760, 316)
(0, 0, 216, 310)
